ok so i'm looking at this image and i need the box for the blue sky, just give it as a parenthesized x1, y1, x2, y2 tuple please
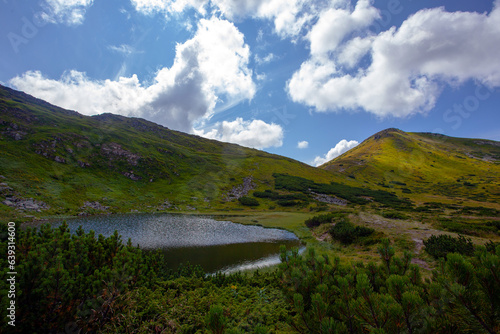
(1, 0, 500, 165)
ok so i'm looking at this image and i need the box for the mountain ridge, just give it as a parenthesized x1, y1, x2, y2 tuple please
(320, 128, 500, 205)
(0, 84, 345, 219)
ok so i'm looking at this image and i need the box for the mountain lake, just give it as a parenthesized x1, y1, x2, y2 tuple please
(27, 213, 302, 274)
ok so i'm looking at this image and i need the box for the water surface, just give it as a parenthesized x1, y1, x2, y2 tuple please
(36, 213, 301, 273)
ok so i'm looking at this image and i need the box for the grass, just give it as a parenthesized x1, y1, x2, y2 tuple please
(0, 85, 351, 221)
(321, 129, 500, 206)
(2, 86, 500, 275)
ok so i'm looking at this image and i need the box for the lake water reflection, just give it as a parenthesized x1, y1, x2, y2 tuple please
(40, 213, 302, 273)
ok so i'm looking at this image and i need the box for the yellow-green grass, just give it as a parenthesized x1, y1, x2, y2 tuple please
(322, 129, 500, 206)
(0, 85, 353, 221)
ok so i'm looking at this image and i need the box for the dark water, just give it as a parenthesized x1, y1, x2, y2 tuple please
(35, 213, 301, 273)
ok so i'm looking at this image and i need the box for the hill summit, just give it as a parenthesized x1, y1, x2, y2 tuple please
(320, 128, 500, 204)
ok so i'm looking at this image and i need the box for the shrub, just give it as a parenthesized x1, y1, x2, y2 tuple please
(276, 199, 299, 207)
(382, 211, 409, 220)
(238, 196, 259, 206)
(206, 305, 227, 334)
(304, 212, 345, 228)
(329, 219, 375, 245)
(423, 234, 474, 259)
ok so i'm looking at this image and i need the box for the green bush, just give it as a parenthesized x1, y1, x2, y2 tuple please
(382, 211, 409, 220)
(329, 219, 375, 245)
(304, 212, 346, 228)
(276, 199, 299, 207)
(238, 196, 259, 206)
(273, 173, 413, 208)
(423, 234, 474, 259)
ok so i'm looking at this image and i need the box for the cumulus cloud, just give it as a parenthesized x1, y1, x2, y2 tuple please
(288, 1, 500, 118)
(308, 0, 379, 57)
(39, 0, 94, 26)
(195, 117, 283, 149)
(312, 139, 359, 166)
(297, 140, 308, 149)
(10, 17, 255, 133)
(130, 0, 333, 38)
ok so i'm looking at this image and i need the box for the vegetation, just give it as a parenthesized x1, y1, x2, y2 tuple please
(304, 212, 346, 228)
(0, 85, 341, 221)
(328, 219, 376, 245)
(2, 86, 500, 333)
(381, 211, 409, 220)
(238, 196, 260, 207)
(2, 219, 500, 333)
(273, 173, 412, 208)
(423, 234, 475, 259)
(279, 242, 500, 334)
(320, 128, 500, 205)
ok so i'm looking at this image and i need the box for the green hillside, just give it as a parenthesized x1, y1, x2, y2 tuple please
(320, 128, 500, 206)
(0, 85, 348, 220)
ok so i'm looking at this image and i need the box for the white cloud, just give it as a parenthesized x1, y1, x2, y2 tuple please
(289, 2, 500, 118)
(297, 140, 308, 149)
(10, 17, 255, 133)
(195, 117, 283, 149)
(313, 139, 359, 166)
(308, 0, 379, 57)
(108, 44, 142, 55)
(255, 53, 276, 65)
(130, 0, 207, 16)
(130, 0, 340, 38)
(39, 0, 94, 26)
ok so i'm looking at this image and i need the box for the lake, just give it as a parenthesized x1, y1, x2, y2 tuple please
(35, 213, 302, 274)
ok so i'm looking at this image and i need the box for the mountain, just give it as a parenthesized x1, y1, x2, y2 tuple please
(0, 85, 342, 219)
(320, 128, 500, 205)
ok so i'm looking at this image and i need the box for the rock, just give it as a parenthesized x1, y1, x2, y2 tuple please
(224, 176, 256, 201)
(0, 182, 13, 194)
(122, 171, 141, 181)
(101, 142, 141, 166)
(157, 200, 172, 211)
(77, 161, 90, 168)
(2, 196, 49, 211)
(79, 201, 110, 215)
(310, 192, 348, 206)
(54, 156, 66, 163)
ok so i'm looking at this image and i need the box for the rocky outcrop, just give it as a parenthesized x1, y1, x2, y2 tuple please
(101, 142, 141, 166)
(122, 171, 141, 181)
(2, 196, 49, 212)
(310, 192, 348, 206)
(1, 121, 28, 140)
(224, 176, 256, 201)
(78, 201, 110, 216)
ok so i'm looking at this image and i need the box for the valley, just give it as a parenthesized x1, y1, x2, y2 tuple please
(1, 85, 499, 333)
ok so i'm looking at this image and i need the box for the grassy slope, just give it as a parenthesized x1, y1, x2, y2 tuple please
(0, 85, 345, 220)
(2, 87, 499, 273)
(320, 128, 500, 207)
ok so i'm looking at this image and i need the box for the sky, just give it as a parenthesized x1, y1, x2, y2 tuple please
(1, 0, 500, 166)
